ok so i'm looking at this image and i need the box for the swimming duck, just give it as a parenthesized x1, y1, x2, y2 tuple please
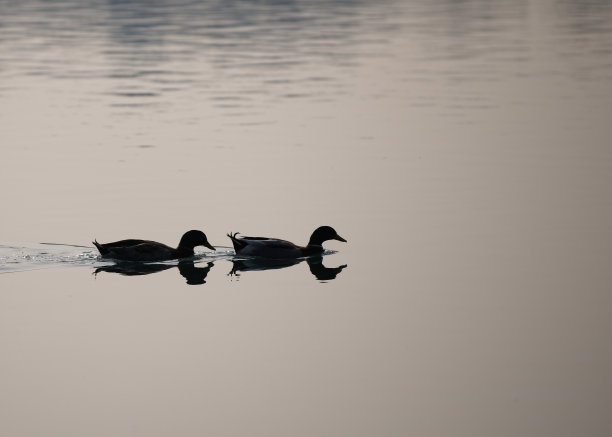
(227, 226, 346, 259)
(93, 230, 215, 261)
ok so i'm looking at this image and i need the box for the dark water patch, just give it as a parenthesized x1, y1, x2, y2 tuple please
(282, 93, 311, 99)
(110, 102, 160, 108)
(110, 92, 159, 98)
(210, 95, 251, 101)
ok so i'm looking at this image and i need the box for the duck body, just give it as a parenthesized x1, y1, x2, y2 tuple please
(227, 236, 311, 259)
(93, 230, 214, 262)
(227, 226, 346, 259)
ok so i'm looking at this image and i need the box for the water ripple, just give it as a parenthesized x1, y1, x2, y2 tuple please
(0, 0, 405, 112)
(0, 242, 235, 275)
(0, 243, 98, 273)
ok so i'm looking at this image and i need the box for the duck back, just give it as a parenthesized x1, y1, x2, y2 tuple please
(227, 233, 322, 259)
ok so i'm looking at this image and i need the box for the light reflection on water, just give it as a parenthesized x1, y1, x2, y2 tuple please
(1, 0, 610, 124)
(0, 0, 406, 112)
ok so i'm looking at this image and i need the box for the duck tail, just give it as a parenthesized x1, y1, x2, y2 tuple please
(227, 232, 243, 252)
(92, 239, 106, 256)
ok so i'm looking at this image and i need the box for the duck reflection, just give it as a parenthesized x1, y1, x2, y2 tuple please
(307, 256, 347, 281)
(229, 256, 347, 281)
(94, 260, 214, 285)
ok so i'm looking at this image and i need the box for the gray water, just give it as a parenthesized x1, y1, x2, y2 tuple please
(1, 1, 612, 436)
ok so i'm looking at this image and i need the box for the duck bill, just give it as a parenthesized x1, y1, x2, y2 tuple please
(335, 235, 347, 243)
(204, 242, 216, 251)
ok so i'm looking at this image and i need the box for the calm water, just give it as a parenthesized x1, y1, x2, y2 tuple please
(1, 0, 612, 436)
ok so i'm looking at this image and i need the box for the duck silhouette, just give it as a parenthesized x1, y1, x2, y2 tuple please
(227, 226, 346, 259)
(93, 230, 214, 261)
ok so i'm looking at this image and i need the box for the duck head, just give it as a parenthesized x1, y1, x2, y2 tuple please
(179, 230, 215, 251)
(308, 226, 347, 247)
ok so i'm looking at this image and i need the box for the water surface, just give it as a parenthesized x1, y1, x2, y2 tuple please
(1, 1, 612, 436)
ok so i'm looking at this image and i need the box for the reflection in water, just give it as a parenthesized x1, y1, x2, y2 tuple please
(307, 256, 347, 281)
(93, 256, 346, 282)
(94, 260, 214, 285)
(177, 261, 214, 285)
(229, 256, 347, 281)
(0, 0, 403, 112)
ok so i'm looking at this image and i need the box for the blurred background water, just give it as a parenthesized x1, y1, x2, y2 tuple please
(1, 1, 612, 436)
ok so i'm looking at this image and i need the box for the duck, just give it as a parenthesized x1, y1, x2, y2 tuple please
(227, 226, 346, 259)
(93, 230, 215, 261)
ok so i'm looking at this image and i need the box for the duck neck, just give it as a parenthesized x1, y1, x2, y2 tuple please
(308, 234, 326, 247)
(304, 242, 324, 255)
(176, 246, 195, 258)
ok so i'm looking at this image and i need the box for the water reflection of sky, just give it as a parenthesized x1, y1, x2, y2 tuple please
(0, 0, 405, 107)
(2, 0, 610, 115)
